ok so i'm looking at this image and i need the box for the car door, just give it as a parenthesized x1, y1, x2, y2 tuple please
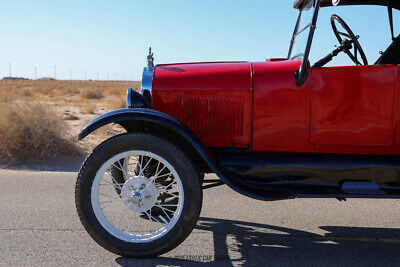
(310, 65, 397, 146)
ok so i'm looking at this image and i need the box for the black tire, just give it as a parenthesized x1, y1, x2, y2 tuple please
(75, 133, 203, 258)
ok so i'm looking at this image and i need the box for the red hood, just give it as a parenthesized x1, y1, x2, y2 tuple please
(153, 62, 252, 92)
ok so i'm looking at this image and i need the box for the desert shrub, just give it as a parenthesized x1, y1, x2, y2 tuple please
(63, 111, 80, 120)
(21, 88, 33, 97)
(65, 87, 80, 95)
(81, 88, 104, 99)
(81, 103, 96, 114)
(0, 103, 82, 163)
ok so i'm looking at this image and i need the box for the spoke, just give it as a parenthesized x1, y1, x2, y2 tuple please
(110, 176, 123, 191)
(110, 203, 131, 226)
(100, 177, 123, 190)
(137, 156, 144, 176)
(141, 165, 168, 192)
(117, 159, 124, 172)
(125, 213, 136, 234)
(159, 215, 169, 224)
(132, 212, 138, 234)
(100, 198, 126, 205)
(113, 161, 129, 183)
(154, 161, 161, 176)
(155, 204, 176, 214)
(158, 188, 179, 196)
(158, 180, 177, 190)
(160, 191, 179, 199)
(143, 210, 158, 233)
(104, 209, 126, 221)
(99, 182, 125, 187)
(100, 198, 127, 211)
(136, 212, 143, 235)
(158, 203, 179, 207)
(99, 192, 120, 200)
(110, 163, 124, 173)
(154, 164, 167, 178)
(154, 172, 172, 180)
(139, 157, 153, 177)
(154, 205, 173, 222)
(119, 158, 129, 181)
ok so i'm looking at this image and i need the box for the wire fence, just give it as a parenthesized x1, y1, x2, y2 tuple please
(2, 63, 141, 81)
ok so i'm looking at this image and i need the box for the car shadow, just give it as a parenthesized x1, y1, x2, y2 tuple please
(115, 216, 400, 266)
(0, 156, 85, 172)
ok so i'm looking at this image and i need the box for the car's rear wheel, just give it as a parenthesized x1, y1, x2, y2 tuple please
(75, 133, 202, 257)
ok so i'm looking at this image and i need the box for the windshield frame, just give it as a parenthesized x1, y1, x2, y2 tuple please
(288, 0, 321, 87)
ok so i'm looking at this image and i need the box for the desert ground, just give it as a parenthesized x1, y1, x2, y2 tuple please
(1, 80, 400, 266)
(0, 79, 140, 166)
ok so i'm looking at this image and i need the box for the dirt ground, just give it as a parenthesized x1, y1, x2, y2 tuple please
(0, 79, 140, 157)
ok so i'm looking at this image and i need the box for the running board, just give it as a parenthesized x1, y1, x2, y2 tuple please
(341, 181, 385, 195)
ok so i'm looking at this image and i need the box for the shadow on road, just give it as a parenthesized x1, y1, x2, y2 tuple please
(0, 156, 84, 172)
(115, 216, 400, 266)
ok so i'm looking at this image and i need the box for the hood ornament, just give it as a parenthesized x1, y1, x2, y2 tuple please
(147, 47, 154, 72)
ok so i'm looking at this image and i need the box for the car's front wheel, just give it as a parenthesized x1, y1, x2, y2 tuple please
(75, 133, 203, 257)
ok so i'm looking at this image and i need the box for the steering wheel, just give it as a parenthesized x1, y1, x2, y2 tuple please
(331, 14, 368, 65)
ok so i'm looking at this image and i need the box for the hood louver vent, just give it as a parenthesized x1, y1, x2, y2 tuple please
(178, 96, 245, 137)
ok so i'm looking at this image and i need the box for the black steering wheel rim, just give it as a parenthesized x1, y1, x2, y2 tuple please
(331, 14, 368, 66)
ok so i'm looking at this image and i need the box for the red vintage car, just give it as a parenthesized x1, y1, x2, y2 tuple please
(75, 0, 400, 257)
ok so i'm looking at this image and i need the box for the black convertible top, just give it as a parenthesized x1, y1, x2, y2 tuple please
(294, 0, 400, 10)
(321, 0, 400, 10)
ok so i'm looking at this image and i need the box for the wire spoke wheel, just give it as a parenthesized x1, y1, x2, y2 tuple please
(91, 150, 184, 243)
(76, 133, 202, 257)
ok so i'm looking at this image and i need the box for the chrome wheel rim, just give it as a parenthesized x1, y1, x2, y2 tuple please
(91, 150, 184, 243)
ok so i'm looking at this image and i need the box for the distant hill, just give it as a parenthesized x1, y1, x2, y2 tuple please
(3, 77, 29, 80)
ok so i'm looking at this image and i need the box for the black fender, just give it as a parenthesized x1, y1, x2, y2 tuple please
(78, 108, 294, 201)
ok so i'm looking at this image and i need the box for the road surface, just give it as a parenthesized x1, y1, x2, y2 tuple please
(1, 168, 400, 266)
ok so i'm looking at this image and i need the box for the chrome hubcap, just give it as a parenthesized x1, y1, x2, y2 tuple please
(121, 177, 157, 213)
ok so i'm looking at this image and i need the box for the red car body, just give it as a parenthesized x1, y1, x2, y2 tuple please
(153, 60, 400, 155)
(79, 0, 400, 201)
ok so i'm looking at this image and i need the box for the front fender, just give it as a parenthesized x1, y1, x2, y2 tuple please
(78, 108, 187, 140)
(78, 108, 291, 201)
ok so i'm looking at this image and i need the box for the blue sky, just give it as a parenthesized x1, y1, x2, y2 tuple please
(0, 0, 398, 80)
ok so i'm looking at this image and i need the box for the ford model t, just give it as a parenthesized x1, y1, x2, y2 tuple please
(75, 0, 400, 257)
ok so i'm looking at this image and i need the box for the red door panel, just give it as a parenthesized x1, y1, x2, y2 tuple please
(311, 65, 397, 146)
(252, 60, 313, 152)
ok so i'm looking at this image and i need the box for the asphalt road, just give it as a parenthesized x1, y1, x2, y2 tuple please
(1, 168, 400, 266)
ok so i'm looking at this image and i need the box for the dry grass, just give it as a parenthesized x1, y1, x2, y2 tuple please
(108, 97, 126, 110)
(80, 88, 104, 100)
(0, 80, 138, 100)
(0, 80, 139, 164)
(0, 101, 82, 164)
